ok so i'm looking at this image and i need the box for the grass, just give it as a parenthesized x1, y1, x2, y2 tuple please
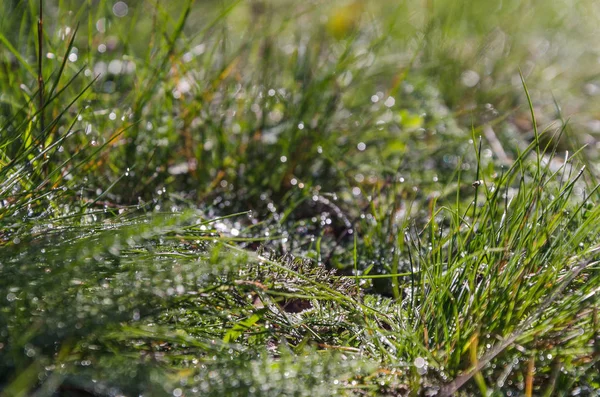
(1, 0, 600, 395)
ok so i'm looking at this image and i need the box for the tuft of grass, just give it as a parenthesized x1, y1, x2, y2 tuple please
(1, 0, 600, 395)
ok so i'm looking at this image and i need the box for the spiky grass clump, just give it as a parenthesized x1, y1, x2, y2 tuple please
(1, 140, 598, 395)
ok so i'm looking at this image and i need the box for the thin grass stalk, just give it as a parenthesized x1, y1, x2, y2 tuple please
(37, 0, 44, 141)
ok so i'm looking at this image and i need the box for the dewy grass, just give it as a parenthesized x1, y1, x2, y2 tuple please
(1, 0, 600, 395)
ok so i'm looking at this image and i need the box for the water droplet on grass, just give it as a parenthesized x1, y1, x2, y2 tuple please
(112, 1, 129, 17)
(461, 70, 480, 87)
(414, 357, 426, 368)
(96, 18, 106, 33)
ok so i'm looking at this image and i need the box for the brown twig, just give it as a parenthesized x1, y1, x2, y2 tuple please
(525, 355, 535, 397)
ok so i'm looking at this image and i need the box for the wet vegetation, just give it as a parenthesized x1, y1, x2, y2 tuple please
(1, 0, 600, 395)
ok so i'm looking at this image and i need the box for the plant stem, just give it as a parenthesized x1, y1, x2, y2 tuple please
(38, 0, 44, 138)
